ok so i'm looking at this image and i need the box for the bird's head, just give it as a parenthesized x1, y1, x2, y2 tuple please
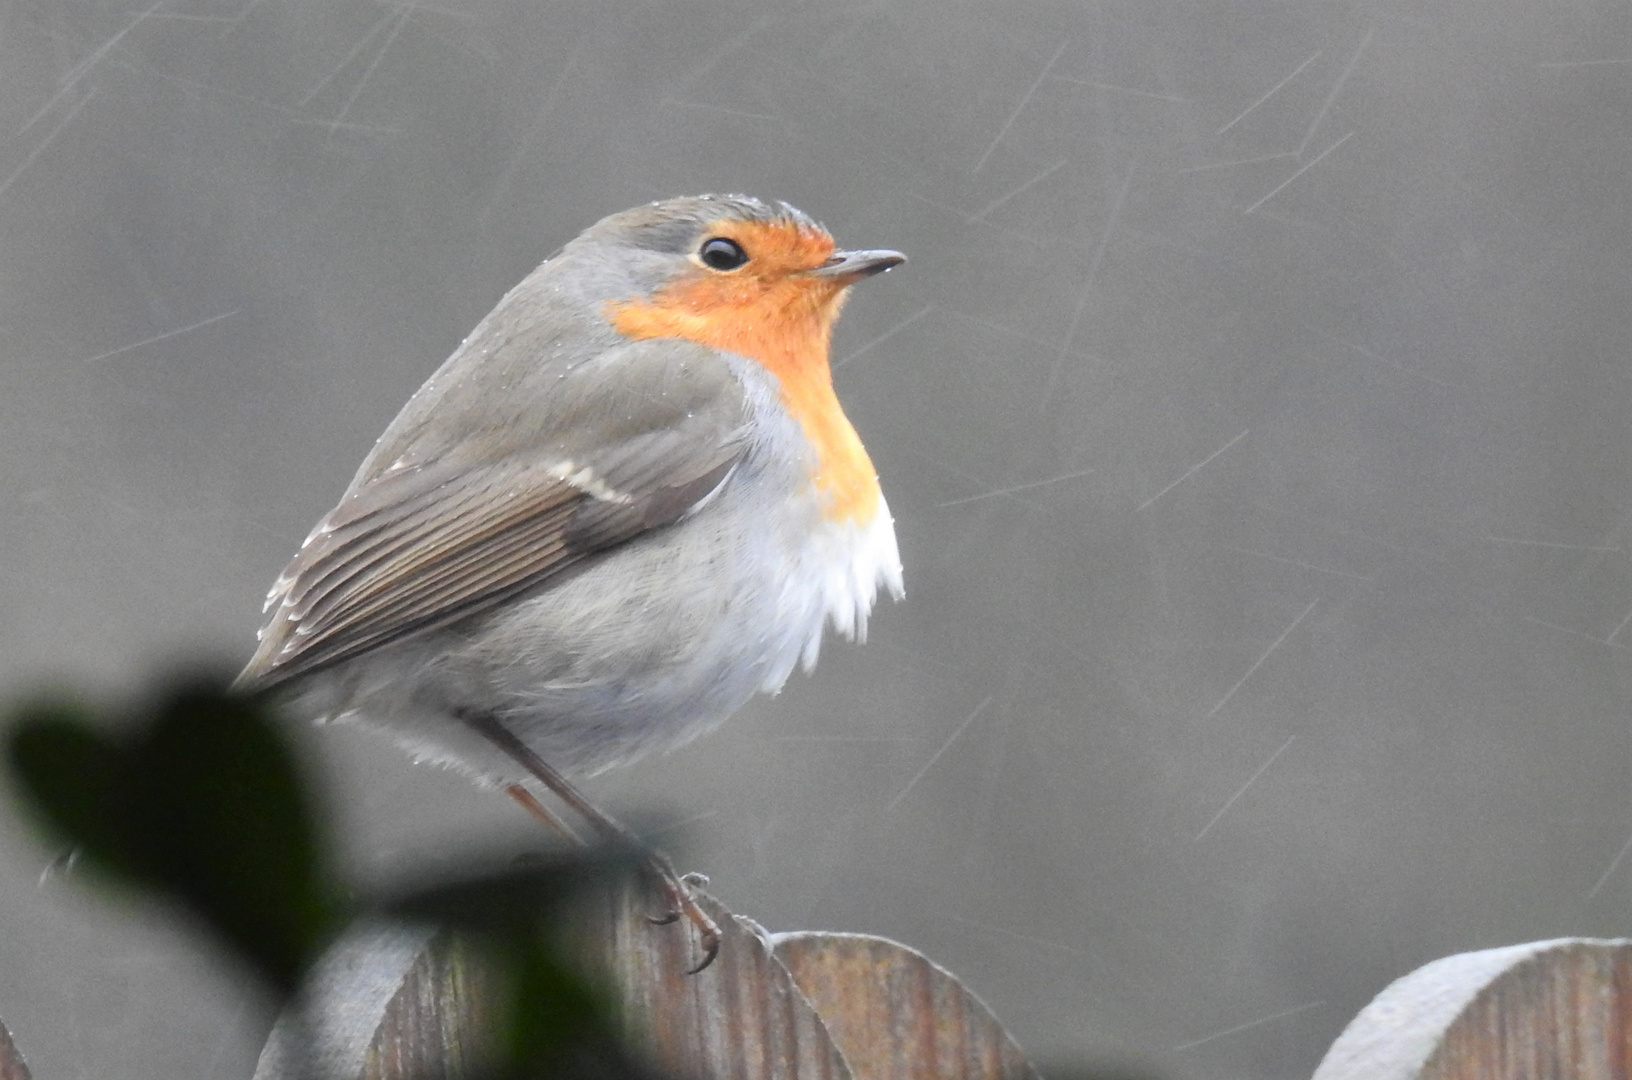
(565, 195, 903, 375)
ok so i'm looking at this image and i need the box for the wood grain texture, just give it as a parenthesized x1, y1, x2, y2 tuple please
(253, 921, 501, 1080)
(573, 875, 855, 1080)
(1312, 937, 1632, 1080)
(772, 931, 1041, 1080)
(252, 878, 860, 1080)
(249, 874, 1064, 1080)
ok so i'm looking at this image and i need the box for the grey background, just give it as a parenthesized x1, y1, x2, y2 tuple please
(3, 1, 1631, 1077)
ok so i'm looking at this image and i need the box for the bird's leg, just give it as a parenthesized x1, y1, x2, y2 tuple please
(460, 710, 722, 973)
(504, 784, 584, 844)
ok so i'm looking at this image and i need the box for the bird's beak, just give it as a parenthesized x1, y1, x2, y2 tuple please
(811, 248, 906, 284)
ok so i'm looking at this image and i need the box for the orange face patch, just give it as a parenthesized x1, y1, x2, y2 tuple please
(606, 218, 883, 525)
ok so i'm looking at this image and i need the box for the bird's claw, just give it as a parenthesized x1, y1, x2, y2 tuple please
(685, 930, 722, 975)
(647, 855, 723, 973)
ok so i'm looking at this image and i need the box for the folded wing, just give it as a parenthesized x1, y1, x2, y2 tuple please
(241, 338, 750, 686)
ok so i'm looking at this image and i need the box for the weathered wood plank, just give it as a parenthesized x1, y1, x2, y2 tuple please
(253, 878, 860, 1080)
(773, 931, 1041, 1080)
(1312, 937, 1632, 1080)
(576, 877, 855, 1080)
(254, 921, 500, 1080)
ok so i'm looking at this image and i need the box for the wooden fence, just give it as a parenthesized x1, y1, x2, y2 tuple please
(3, 880, 1628, 1078)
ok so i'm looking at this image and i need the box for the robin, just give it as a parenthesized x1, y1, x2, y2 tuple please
(237, 194, 905, 968)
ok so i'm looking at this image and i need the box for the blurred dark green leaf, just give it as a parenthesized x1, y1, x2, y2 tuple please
(384, 855, 655, 1080)
(6, 672, 343, 995)
(9, 699, 143, 884)
(483, 934, 636, 1079)
(6, 670, 662, 1076)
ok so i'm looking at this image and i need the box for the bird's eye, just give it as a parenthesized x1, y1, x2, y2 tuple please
(699, 237, 748, 271)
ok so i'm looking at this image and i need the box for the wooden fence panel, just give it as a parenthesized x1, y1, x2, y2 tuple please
(249, 879, 1632, 1080)
(773, 931, 1039, 1080)
(253, 879, 862, 1080)
(1312, 937, 1632, 1080)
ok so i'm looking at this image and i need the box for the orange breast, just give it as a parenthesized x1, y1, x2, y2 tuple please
(605, 226, 883, 525)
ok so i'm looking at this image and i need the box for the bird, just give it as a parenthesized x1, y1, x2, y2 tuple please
(237, 194, 905, 968)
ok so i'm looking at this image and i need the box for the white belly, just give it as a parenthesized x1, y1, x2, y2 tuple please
(294, 352, 904, 783)
(297, 467, 902, 783)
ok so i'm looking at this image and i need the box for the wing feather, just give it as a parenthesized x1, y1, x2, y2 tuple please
(241, 338, 751, 686)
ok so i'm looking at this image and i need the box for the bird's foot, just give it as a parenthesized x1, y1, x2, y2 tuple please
(643, 853, 721, 973)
